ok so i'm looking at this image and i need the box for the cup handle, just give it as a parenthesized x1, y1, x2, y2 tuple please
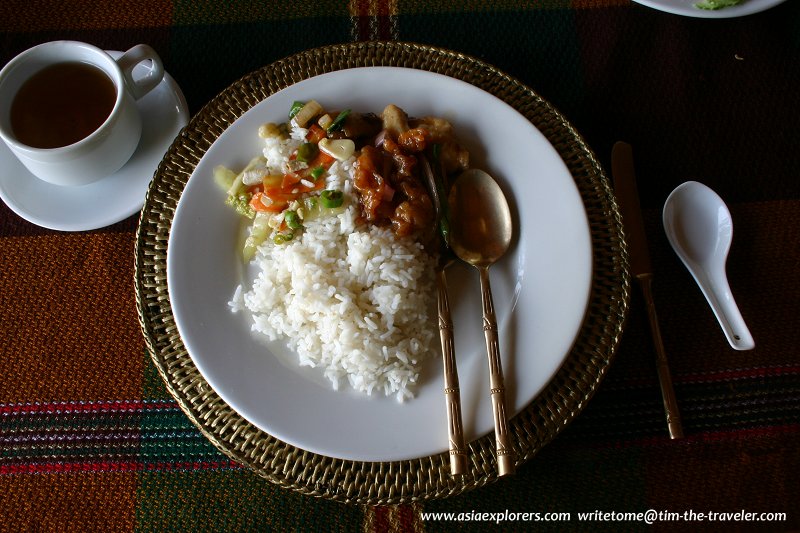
(116, 44, 165, 100)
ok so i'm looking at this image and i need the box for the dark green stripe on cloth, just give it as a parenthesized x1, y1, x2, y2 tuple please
(167, 19, 354, 113)
(398, 9, 586, 116)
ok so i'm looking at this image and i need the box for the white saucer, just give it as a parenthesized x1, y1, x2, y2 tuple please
(0, 51, 189, 231)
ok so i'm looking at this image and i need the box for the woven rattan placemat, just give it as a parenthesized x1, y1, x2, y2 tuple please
(134, 41, 629, 505)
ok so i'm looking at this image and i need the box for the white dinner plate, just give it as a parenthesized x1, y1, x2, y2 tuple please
(167, 67, 592, 462)
(632, 0, 786, 18)
(0, 51, 188, 231)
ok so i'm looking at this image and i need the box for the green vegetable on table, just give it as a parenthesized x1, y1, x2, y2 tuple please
(694, 0, 743, 10)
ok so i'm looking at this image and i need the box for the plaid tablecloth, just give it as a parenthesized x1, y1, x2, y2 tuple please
(2, 1, 799, 532)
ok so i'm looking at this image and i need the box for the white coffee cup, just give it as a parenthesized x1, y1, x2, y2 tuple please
(0, 41, 165, 186)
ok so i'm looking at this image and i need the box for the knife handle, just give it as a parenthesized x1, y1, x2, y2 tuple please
(436, 268, 467, 475)
(639, 274, 684, 439)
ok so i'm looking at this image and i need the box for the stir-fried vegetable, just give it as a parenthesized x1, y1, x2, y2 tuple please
(291, 100, 323, 128)
(318, 138, 355, 161)
(242, 211, 271, 262)
(326, 109, 351, 133)
(288, 101, 305, 120)
(296, 142, 318, 163)
(215, 100, 356, 259)
(284, 210, 301, 230)
(309, 166, 325, 180)
(217, 99, 469, 261)
(320, 190, 344, 209)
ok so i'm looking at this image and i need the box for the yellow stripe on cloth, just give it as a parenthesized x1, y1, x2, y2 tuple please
(349, 0, 399, 41)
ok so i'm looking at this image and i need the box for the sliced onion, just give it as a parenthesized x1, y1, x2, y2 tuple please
(374, 129, 387, 148)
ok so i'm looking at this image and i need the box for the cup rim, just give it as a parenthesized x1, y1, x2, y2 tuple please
(0, 40, 125, 155)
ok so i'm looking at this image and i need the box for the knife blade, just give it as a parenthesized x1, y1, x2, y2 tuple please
(612, 141, 684, 439)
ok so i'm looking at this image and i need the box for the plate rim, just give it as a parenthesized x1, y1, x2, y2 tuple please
(134, 41, 630, 505)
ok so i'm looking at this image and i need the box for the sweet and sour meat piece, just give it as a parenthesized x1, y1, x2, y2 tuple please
(351, 104, 468, 240)
(380, 104, 410, 140)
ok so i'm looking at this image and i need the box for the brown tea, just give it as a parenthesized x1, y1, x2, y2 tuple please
(10, 61, 116, 149)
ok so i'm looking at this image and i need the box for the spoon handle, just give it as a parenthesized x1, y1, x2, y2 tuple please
(436, 267, 468, 475)
(477, 266, 515, 477)
(694, 268, 755, 351)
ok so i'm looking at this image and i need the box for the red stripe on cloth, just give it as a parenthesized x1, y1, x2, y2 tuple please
(372, 506, 390, 533)
(0, 400, 177, 416)
(397, 505, 418, 532)
(354, 0, 371, 40)
(1, 459, 243, 475)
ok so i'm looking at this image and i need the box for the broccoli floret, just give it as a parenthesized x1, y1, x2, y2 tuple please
(225, 194, 255, 219)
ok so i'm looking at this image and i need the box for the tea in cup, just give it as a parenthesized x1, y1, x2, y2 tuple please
(0, 41, 165, 186)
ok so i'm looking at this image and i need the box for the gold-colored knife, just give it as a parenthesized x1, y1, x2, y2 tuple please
(612, 141, 684, 439)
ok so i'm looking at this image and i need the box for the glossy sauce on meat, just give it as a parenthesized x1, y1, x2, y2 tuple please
(353, 131, 433, 237)
(351, 105, 469, 240)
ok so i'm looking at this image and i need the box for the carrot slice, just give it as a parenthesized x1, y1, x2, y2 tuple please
(250, 192, 287, 213)
(306, 124, 326, 143)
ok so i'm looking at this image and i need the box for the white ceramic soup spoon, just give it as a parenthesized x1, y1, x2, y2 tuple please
(663, 181, 754, 350)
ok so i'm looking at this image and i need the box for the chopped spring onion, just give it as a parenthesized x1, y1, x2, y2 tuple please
(292, 100, 323, 127)
(326, 109, 351, 133)
(309, 166, 325, 180)
(427, 144, 451, 243)
(288, 101, 305, 120)
(284, 210, 301, 230)
(320, 189, 344, 209)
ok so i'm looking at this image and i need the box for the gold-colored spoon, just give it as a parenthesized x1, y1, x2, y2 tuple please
(448, 168, 515, 477)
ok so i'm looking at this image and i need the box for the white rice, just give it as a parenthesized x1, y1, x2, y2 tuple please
(229, 126, 437, 402)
